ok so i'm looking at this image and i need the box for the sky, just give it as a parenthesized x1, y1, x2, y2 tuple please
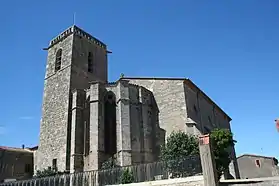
(0, 0, 278, 158)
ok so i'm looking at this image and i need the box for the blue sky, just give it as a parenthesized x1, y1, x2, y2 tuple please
(0, 0, 278, 158)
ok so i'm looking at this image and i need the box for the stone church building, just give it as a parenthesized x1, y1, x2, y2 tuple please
(35, 25, 240, 178)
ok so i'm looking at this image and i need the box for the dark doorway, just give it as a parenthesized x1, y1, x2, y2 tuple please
(104, 91, 117, 156)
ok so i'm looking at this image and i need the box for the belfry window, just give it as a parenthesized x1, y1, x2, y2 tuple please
(55, 49, 62, 72)
(88, 52, 93, 73)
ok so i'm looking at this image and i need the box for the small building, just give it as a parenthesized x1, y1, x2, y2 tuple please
(0, 145, 36, 183)
(236, 154, 279, 179)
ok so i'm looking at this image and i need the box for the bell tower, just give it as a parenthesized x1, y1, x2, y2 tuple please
(37, 25, 109, 172)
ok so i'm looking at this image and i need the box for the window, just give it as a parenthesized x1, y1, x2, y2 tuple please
(25, 164, 31, 173)
(55, 49, 62, 72)
(255, 159, 261, 167)
(193, 105, 198, 114)
(52, 159, 57, 171)
(88, 52, 93, 73)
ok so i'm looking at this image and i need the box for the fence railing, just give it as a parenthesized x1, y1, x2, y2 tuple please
(0, 155, 202, 186)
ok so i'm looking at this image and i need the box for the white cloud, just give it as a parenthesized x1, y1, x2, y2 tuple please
(19, 116, 34, 120)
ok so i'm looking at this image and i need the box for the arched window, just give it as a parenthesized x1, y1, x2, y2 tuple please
(88, 52, 93, 73)
(55, 49, 62, 72)
(104, 91, 117, 155)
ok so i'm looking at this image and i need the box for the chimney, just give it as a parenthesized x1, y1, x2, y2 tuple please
(22, 144, 25, 149)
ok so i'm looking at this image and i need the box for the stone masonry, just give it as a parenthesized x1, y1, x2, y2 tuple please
(35, 25, 240, 178)
(37, 26, 108, 172)
(123, 77, 240, 179)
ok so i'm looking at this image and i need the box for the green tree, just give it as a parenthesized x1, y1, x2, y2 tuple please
(120, 168, 134, 184)
(35, 167, 58, 178)
(210, 128, 236, 179)
(160, 131, 199, 177)
(35, 167, 68, 178)
(101, 156, 120, 169)
(160, 129, 235, 180)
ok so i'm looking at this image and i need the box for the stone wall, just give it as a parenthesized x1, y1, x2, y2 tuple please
(38, 25, 109, 173)
(37, 34, 74, 172)
(109, 176, 204, 186)
(124, 77, 239, 178)
(33, 150, 37, 175)
(123, 78, 187, 138)
(220, 177, 279, 186)
(123, 78, 233, 137)
(69, 80, 165, 171)
(71, 33, 108, 90)
(183, 80, 239, 178)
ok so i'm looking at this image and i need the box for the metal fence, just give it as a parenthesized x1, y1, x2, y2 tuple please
(0, 155, 202, 186)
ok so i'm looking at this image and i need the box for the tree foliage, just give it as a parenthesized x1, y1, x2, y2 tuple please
(160, 131, 199, 177)
(120, 168, 134, 184)
(101, 156, 120, 170)
(210, 128, 236, 179)
(35, 167, 65, 178)
(160, 129, 236, 180)
(100, 156, 135, 184)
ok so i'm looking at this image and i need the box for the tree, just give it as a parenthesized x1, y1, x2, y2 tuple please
(160, 131, 199, 177)
(35, 167, 69, 178)
(210, 128, 236, 179)
(160, 129, 236, 180)
(101, 156, 120, 170)
(35, 167, 58, 178)
(120, 168, 134, 184)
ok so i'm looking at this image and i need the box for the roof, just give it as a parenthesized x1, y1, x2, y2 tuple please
(237, 154, 277, 160)
(120, 77, 232, 121)
(47, 25, 107, 50)
(0, 146, 35, 153)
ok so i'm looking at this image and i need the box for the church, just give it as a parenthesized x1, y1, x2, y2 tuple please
(35, 25, 239, 178)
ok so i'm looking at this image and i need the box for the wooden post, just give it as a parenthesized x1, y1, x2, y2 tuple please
(199, 134, 219, 186)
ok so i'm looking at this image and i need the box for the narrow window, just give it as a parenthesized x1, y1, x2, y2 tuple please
(52, 159, 57, 171)
(104, 92, 117, 155)
(55, 49, 62, 72)
(25, 164, 31, 173)
(255, 159, 260, 167)
(88, 52, 93, 73)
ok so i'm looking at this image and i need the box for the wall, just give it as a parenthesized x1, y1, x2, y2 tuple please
(33, 150, 37, 175)
(123, 78, 187, 138)
(109, 176, 204, 186)
(38, 26, 109, 173)
(71, 32, 108, 90)
(37, 34, 73, 172)
(183, 81, 231, 134)
(78, 81, 165, 171)
(236, 155, 278, 179)
(220, 176, 279, 186)
(103, 82, 163, 166)
(0, 148, 33, 182)
(184, 80, 239, 179)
